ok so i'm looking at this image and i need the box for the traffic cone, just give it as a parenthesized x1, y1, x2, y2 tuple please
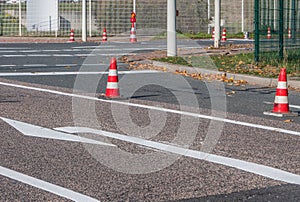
(221, 28, 227, 42)
(130, 23, 137, 43)
(69, 29, 75, 42)
(267, 27, 271, 39)
(288, 28, 292, 39)
(272, 68, 289, 113)
(105, 58, 120, 98)
(102, 28, 107, 42)
(212, 28, 215, 40)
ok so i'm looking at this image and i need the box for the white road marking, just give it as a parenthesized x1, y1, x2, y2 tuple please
(55, 64, 78, 67)
(0, 70, 159, 76)
(0, 81, 299, 137)
(27, 54, 52, 57)
(52, 54, 73, 57)
(3, 55, 26, 57)
(1, 117, 115, 147)
(23, 64, 47, 67)
(0, 65, 16, 67)
(0, 166, 99, 201)
(264, 101, 300, 109)
(57, 126, 300, 185)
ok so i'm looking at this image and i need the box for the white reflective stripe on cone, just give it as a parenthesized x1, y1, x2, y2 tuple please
(274, 96, 288, 104)
(277, 81, 288, 89)
(106, 82, 118, 89)
(108, 70, 117, 76)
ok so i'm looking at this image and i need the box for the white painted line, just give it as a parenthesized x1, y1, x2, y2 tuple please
(0, 81, 299, 137)
(0, 65, 16, 67)
(23, 64, 47, 67)
(52, 54, 73, 57)
(57, 126, 300, 185)
(55, 64, 78, 67)
(0, 47, 30, 50)
(1, 117, 115, 147)
(0, 166, 99, 201)
(264, 101, 300, 109)
(3, 55, 26, 57)
(0, 70, 159, 76)
(20, 50, 40, 53)
(41, 50, 61, 52)
(27, 54, 52, 57)
(0, 50, 17, 53)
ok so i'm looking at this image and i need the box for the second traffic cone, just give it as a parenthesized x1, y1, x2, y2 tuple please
(212, 28, 215, 40)
(69, 29, 75, 42)
(102, 28, 107, 42)
(221, 28, 227, 42)
(267, 27, 271, 39)
(105, 58, 120, 98)
(272, 68, 289, 113)
(130, 23, 137, 43)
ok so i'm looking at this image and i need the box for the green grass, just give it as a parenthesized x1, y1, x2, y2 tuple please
(154, 31, 249, 40)
(154, 52, 300, 78)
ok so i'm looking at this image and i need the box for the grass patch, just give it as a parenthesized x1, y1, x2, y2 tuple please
(154, 52, 300, 78)
(154, 31, 248, 40)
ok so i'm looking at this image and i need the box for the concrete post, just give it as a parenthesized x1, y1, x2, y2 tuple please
(167, 0, 177, 56)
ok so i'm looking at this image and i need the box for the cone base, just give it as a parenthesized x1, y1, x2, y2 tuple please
(106, 89, 120, 98)
(263, 111, 299, 117)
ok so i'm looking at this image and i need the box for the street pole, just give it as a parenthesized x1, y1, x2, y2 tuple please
(133, 0, 136, 13)
(242, 0, 244, 33)
(214, 0, 220, 48)
(167, 0, 177, 57)
(208, 0, 210, 34)
(89, 0, 92, 37)
(19, 0, 21, 36)
(82, 0, 87, 42)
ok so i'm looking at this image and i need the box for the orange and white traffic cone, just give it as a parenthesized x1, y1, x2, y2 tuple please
(130, 23, 137, 43)
(288, 28, 292, 39)
(69, 29, 75, 42)
(221, 28, 227, 42)
(212, 28, 215, 40)
(273, 68, 289, 113)
(102, 28, 107, 42)
(267, 27, 271, 39)
(264, 68, 298, 117)
(105, 58, 120, 98)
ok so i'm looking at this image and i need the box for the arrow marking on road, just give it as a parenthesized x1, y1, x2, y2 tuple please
(0, 117, 115, 147)
(56, 126, 300, 185)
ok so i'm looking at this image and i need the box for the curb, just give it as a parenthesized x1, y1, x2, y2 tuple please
(151, 61, 300, 89)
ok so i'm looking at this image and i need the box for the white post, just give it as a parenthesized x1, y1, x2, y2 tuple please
(214, 0, 220, 48)
(242, 0, 244, 33)
(208, 0, 210, 34)
(19, 0, 22, 36)
(89, 0, 92, 37)
(82, 0, 87, 42)
(167, 0, 177, 57)
(133, 0, 136, 13)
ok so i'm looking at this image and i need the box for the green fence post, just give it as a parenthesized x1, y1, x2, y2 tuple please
(254, 0, 260, 62)
(279, 0, 284, 60)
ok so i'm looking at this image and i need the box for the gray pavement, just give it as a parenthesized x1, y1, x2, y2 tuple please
(0, 39, 299, 201)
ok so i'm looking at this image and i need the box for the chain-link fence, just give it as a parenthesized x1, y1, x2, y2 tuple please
(0, 0, 255, 37)
(254, 0, 300, 63)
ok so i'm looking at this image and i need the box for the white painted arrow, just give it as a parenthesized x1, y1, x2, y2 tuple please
(0, 117, 115, 147)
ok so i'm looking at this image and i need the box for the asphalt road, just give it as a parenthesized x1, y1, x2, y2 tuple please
(0, 39, 299, 201)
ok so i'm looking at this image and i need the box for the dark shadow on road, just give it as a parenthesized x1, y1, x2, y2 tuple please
(171, 184, 300, 202)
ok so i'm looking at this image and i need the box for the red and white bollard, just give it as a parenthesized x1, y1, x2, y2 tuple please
(69, 29, 75, 42)
(130, 23, 137, 43)
(221, 28, 227, 42)
(288, 28, 292, 39)
(212, 28, 215, 40)
(102, 28, 107, 42)
(267, 27, 271, 39)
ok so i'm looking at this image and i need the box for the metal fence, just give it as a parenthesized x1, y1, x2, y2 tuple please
(254, 0, 300, 62)
(0, 0, 255, 37)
